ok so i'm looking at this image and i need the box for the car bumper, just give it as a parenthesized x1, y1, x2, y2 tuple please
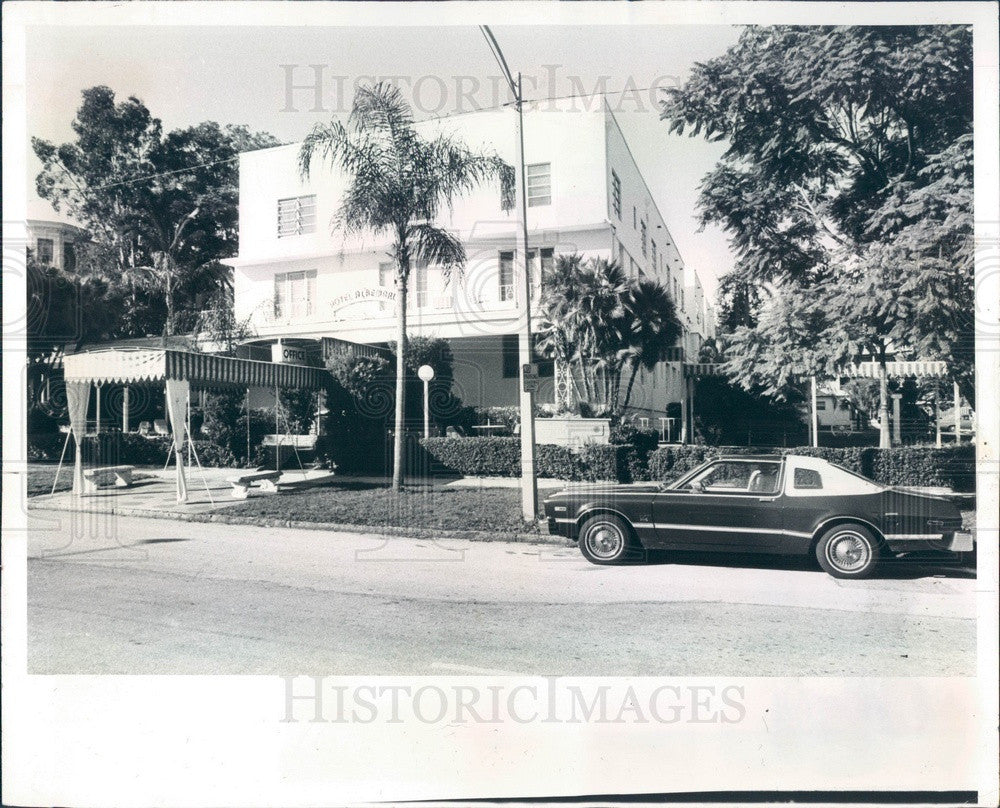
(886, 532, 974, 554)
(546, 516, 578, 540)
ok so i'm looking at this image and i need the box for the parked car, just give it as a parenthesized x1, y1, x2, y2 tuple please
(544, 454, 972, 578)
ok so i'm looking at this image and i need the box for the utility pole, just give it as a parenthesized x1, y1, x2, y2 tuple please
(481, 26, 538, 521)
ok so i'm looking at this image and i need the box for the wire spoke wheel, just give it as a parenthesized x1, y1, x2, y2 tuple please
(578, 513, 642, 565)
(816, 523, 880, 579)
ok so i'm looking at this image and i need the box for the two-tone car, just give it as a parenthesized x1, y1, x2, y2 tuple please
(544, 453, 973, 578)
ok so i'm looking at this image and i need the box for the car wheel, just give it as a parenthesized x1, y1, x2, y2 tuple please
(578, 513, 643, 565)
(815, 523, 881, 579)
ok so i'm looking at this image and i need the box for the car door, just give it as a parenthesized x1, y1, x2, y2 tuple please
(651, 459, 785, 550)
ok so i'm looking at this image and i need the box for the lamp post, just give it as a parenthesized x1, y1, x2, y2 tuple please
(418, 365, 435, 439)
(480, 25, 538, 521)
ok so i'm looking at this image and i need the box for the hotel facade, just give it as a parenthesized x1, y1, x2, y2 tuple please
(228, 103, 715, 419)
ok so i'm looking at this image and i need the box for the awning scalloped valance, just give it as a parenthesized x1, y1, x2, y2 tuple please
(63, 348, 330, 390)
(683, 360, 950, 380)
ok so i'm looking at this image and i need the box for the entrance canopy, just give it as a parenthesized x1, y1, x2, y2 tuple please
(61, 348, 330, 501)
(63, 347, 330, 390)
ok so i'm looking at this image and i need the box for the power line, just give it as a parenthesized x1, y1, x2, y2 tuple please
(84, 156, 241, 192)
(65, 84, 669, 193)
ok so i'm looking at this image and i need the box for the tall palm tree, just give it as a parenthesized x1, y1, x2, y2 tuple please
(299, 82, 514, 490)
(618, 278, 682, 415)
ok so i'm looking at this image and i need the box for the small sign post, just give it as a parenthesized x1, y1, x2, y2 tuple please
(522, 362, 539, 394)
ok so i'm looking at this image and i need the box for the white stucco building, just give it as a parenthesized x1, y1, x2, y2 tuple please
(228, 103, 714, 418)
(27, 219, 89, 271)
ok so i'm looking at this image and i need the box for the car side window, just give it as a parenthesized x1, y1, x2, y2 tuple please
(691, 461, 780, 494)
(794, 468, 823, 489)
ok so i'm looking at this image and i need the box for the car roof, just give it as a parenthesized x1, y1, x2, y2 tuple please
(714, 454, 784, 461)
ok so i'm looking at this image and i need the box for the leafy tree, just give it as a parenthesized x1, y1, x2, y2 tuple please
(299, 82, 514, 489)
(33, 86, 280, 335)
(661, 26, 975, 443)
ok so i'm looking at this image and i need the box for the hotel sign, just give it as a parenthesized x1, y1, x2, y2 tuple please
(329, 287, 396, 312)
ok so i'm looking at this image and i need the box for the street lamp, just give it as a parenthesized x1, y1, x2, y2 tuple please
(418, 364, 435, 439)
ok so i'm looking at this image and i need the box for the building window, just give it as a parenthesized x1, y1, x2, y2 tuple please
(502, 334, 519, 378)
(378, 261, 394, 312)
(650, 240, 657, 271)
(526, 163, 551, 207)
(633, 206, 637, 229)
(62, 242, 77, 272)
(410, 260, 428, 308)
(641, 220, 648, 257)
(500, 248, 553, 301)
(277, 195, 317, 237)
(816, 400, 828, 411)
(673, 278, 679, 302)
(274, 269, 317, 319)
(499, 251, 515, 302)
(36, 238, 54, 265)
(611, 170, 622, 219)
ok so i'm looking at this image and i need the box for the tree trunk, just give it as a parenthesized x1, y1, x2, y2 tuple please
(392, 266, 408, 491)
(877, 350, 890, 450)
(621, 362, 640, 415)
(161, 253, 175, 337)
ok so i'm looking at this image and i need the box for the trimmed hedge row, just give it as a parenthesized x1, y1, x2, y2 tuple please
(421, 437, 632, 482)
(419, 438, 976, 491)
(27, 432, 241, 468)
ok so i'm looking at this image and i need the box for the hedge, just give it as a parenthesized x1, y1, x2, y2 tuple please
(419, 437, 976, 491)
(27, 432, 243, 468)
(421, 437, 631, 482)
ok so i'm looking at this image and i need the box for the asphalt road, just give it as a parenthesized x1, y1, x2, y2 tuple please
(26, 510, 976, 676)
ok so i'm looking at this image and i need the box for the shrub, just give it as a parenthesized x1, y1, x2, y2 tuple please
(867, 446, 975, 492)
(420, 437, 521, 477)
(418, 439, 976, 489)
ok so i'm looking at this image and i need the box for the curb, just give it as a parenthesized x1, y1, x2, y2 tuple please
(26, 501, 574, 547)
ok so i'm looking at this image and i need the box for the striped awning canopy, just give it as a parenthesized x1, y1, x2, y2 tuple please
(63, 348, 330, 390)
(841, 360, 949, 379)
(683, 360, 949, 381)
(683, 362, 726, 378)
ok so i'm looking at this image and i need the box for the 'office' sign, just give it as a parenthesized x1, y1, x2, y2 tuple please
(271, 342, 309, 365)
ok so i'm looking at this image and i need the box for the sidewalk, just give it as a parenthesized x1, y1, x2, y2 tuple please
(26, 466, 571, 545)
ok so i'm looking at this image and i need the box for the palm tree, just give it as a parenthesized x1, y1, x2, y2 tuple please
(537, 255, 629, 411)
(299, 82, 514, 490)
(618, 278, 682, 415)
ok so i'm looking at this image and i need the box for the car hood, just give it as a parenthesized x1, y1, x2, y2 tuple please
(545, 482, 662, 500)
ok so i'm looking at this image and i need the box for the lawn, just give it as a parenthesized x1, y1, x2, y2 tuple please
(217, 482, 558, 535)
(26, 463, 156, 497)
(26, 464, 74, 497)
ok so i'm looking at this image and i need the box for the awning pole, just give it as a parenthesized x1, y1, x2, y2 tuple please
(51, 430, 72, 495)
(246, 387, 251, 467)
(934, 384, 942, 448)
(953, 381, 961, 443)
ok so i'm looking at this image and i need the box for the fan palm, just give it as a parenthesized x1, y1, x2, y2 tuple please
(618, 278, 682, 414)
(299, 82, 514, 489)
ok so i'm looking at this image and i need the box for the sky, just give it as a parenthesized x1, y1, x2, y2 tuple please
(25, 23, 742, 301)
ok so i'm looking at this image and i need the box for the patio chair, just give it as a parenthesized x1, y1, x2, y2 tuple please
(137, 421, 152, 436)
(153, 419, 170, 435)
